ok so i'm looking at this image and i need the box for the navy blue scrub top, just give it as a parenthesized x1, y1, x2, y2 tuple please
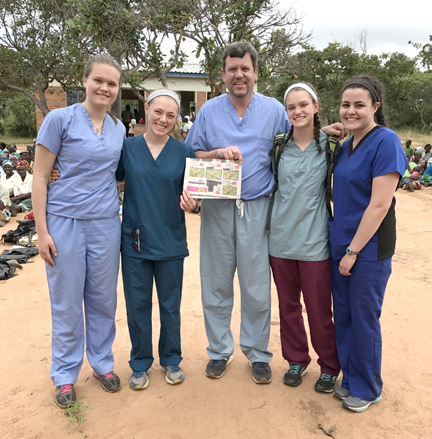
(117, 135, 196, 260)
(329, 126, 408, 262)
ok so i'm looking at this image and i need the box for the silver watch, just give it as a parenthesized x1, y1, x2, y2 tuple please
(346, 246, 360, 256)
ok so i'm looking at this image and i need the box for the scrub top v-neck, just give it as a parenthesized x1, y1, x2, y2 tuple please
(36, 103, 125, 219)
(117, 135, 196, 260)
(329, 126, 407, 261)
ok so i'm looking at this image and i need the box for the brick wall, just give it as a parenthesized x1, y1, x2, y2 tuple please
(35, 87, 67, 131)
(196, 91, 207, 112)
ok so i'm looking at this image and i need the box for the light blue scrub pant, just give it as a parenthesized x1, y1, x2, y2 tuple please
(200, 198, 273, 363)
(331, 257, 392, 401)
(46, 214, 121, 386)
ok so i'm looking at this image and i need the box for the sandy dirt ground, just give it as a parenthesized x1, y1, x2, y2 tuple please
(1, 188, 432, 439)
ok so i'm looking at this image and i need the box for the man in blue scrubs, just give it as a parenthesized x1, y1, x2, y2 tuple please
(186, 41, 289, 384)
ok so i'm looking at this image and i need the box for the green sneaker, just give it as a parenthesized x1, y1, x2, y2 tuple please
(314, 373, 338, 393)
(283, 364, 308, 387)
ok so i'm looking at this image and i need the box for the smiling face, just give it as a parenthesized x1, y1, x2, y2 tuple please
(222, 54, 258, 100)
(2, 164, 13, 177)
(340, 87, 380, 139)
(145, 95, 179, 137)
(83, 63, 120, 110)
(285, 89, 319, 130)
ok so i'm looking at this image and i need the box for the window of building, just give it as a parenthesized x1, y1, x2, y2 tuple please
(66, 89, 84, 106)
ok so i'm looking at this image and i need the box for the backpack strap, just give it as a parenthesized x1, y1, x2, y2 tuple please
(265, 132, 291, 235)
(325, 136, 341, 218)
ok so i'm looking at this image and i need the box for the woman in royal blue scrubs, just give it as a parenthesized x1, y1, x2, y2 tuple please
(329, 76, 407, 412)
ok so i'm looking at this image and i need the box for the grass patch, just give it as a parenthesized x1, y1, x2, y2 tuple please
(395, 129, 431, 148)
(0, 136, 33, 146)
(64, 396, 88, 427)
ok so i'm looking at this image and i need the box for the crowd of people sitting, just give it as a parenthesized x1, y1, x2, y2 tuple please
(0, 141, 35, 226)
(401, 139, 432, 191)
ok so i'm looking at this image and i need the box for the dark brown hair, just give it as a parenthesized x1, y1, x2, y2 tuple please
(342, 75, 386, 126)
(222, 41, 258, 71)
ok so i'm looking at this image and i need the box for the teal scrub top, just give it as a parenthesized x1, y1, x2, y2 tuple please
(116, 135, 196, 260)
(269, 132, 330, 261)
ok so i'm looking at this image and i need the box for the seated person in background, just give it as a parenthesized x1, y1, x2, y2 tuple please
(11, 160, 33, 212)
(9, 156, 18, 168)
(1, 161, 16, 197)
(407, 166, 421, 180)
(19, 151, 33, 172)
(424, 162, 432, 177)
(423, 144, 432, 168)
(403, 139, 414, 160)
(0, 180, 12, 226)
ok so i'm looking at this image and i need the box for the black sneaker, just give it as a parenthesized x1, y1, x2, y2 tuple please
(93, 371, 121, 392)
(55, 384, 76, 408)
(314, 373, 337, 393)
(205, 355, 233, 379)
(251, 362, 272, 384)
(283, 364, 308, 387)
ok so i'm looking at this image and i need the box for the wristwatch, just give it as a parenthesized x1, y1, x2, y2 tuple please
(346, 246, 360, 256)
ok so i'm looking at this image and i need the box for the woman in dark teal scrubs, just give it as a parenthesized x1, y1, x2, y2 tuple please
(116, 89, 197, 390)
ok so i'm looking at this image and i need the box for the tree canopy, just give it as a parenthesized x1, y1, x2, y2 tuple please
(1, 0, 431, 133)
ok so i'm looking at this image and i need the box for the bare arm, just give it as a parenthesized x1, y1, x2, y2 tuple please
(322, 122, 347, 141)
(32, 145, 58, 266)
(195, 146, 243, 164)
(339, 172, 400, 276)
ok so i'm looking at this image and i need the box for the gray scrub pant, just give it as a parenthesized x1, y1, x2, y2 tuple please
(200, 197, 273, 363)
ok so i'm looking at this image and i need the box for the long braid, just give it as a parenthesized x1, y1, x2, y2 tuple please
(287, 125, 294, 141)
(314, 113, 322, 153)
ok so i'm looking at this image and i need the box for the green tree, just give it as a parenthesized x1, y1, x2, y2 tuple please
(1, 92, 37, 137)
(175, 0, 309, 97)
(0, 0, 84, 116)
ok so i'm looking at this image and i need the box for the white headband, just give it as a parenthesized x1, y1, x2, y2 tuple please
(284, 83, 318, 105)
(147, 89, 180, 108)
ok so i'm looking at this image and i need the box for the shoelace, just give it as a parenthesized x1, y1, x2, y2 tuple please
(289, 364, 303, 374)
(319, 373, 334, 382)
(102, 372, 115, 379)
(166, 365, 180, 372)
(61, 384, 73, 394)
(132, 371, 145, 378)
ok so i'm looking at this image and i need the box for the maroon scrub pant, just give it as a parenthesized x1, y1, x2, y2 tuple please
(270, 256, 340, 376)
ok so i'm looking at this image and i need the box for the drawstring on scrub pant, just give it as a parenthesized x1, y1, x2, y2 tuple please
(236, 199, 244, 219)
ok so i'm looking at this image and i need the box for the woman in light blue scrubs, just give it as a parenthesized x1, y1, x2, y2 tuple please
(117, 90, 197, 390)
(33, 54, 125, 408)
(329, 76, 407, 412)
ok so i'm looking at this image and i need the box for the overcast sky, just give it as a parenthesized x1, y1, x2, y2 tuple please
(283, 0, 432, 57)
